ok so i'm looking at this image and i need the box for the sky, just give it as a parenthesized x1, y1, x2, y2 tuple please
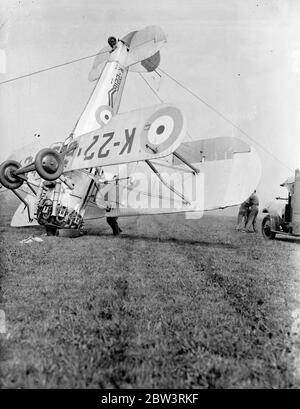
(1, 0, 300, 206)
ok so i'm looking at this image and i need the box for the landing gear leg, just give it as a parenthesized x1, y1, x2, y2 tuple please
(106, 217, 122, 236)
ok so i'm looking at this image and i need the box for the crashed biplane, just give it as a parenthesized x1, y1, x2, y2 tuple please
(0, 26, 261, 236)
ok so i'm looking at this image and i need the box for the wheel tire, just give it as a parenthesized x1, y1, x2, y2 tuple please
(35, 148, 63, 181)
(261, 215, 276, 240)
(0, 160, 24, 189)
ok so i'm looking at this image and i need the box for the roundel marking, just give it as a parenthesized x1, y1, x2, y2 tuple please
(156, 125, 165, 135)
(147, 115, 175, 145)
(140, 106, 184, 154)
(95, 105, 113, 127)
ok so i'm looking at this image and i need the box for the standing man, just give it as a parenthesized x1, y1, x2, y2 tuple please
(236, 198, 251, 230)
(245, 190, 259, 233)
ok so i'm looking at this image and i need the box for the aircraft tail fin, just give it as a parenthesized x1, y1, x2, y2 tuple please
(128, 51, 161, 73)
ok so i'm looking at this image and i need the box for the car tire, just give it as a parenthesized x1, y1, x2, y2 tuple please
(261, 215, 276, 240)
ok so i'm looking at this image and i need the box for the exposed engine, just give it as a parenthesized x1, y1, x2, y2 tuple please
(36, 197, 83, 229)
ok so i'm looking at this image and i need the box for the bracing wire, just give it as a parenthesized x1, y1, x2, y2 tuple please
(139, 72, 194, 143)
(139, 72, 163, 103)
(157, 67, 293, 172)
(0, 52, 102, 85)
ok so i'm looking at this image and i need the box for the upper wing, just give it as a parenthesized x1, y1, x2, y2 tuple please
(175, 136, 261, 211)
(8, 137, 63, 165)
(93, 136, 261, 219)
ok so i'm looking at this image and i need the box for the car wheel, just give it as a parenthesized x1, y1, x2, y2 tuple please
(261, 215, 276, 240)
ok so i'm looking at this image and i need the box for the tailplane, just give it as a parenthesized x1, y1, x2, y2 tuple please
(88, 26, 166, 82)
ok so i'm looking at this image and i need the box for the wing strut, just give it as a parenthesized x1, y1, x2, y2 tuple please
(145, 160, 190, 206)
(173, 151, 200, 175)
(15, 173, 38, 196)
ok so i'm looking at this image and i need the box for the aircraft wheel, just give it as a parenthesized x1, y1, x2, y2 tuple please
(261, 215, 276, 240)
(35, 148, 63, 181)
(0, 160, 24, 190)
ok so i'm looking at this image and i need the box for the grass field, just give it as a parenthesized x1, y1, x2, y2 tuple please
(0, 194, 300, 388)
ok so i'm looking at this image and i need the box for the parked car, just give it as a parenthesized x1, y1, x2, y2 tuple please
(262, 170, 300, 240)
